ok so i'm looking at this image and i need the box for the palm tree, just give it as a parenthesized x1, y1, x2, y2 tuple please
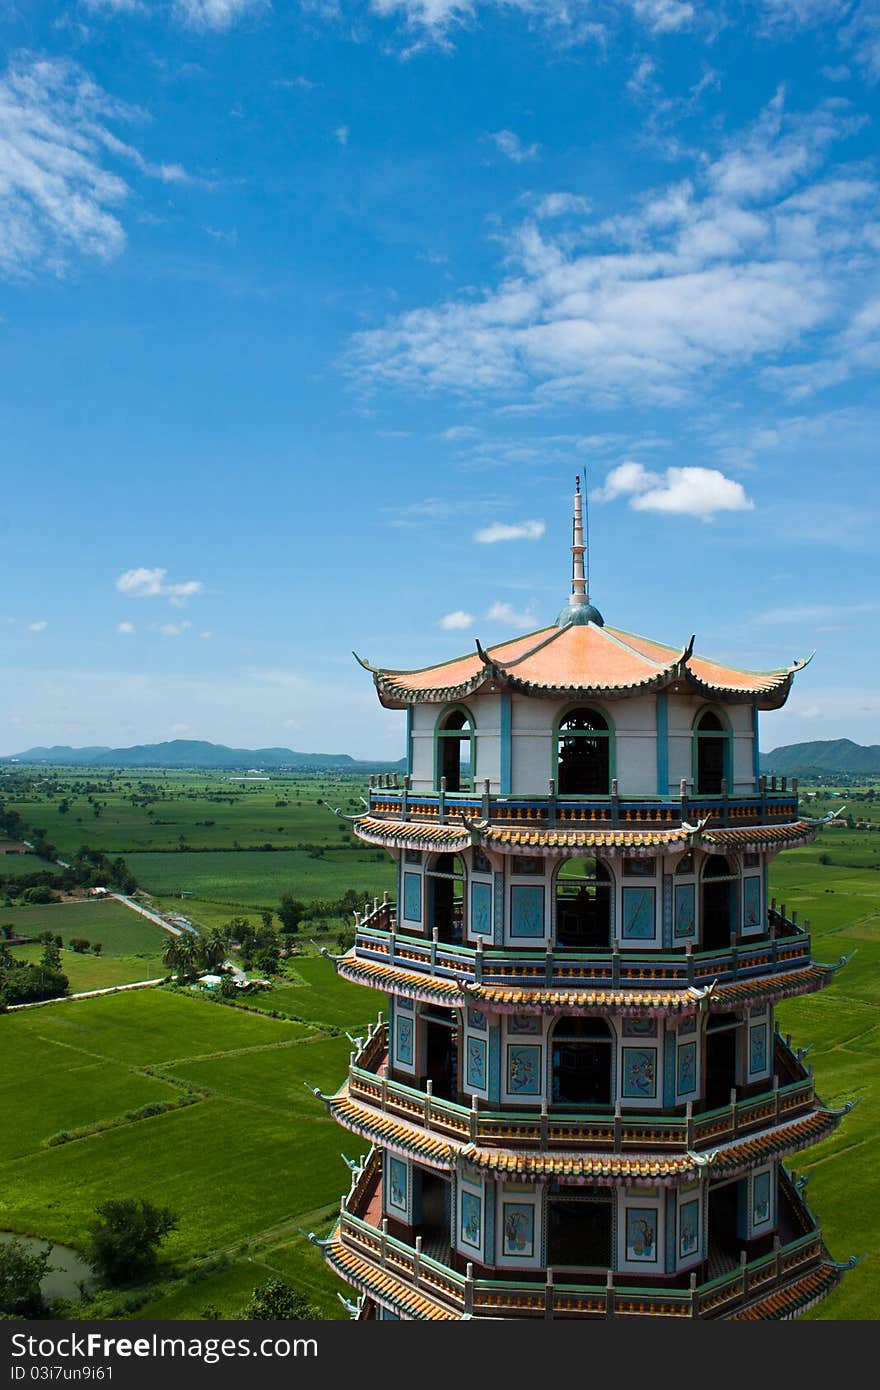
(162, 931, 199, 983)
(199, 927, 231, 974)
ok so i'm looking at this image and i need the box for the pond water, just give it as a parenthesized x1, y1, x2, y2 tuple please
(0, 1231, 94, 1302)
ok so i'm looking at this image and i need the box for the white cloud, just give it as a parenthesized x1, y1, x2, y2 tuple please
(115, 567, 205, 606)
(596, 463, 753, 521)
(629, 0, 694, 32)
(474, 519, 546, 543)
(159, 620, 192, 637)
(533, 192, 591, 219)
(485, 599, 539, 627)
(335, 124, 350, 146)
(173, 0, 266, 27)
(27, 620, 48, 633)
(439, 609, 476, 629)
(0, 55, 186, 278)
(489, 130, 540, 164)
(351, 95, 876, 406)
(116, 621, 135, 635)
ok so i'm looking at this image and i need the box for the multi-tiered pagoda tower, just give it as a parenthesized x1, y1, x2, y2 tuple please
(314, 480, 856, 1321)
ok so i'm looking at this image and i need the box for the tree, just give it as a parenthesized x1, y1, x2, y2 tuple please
(260, 908, 274, 932)
(91, 942, 103, 956)
(69, 938, 91, 954)
(0, 1238, 51, 1316)
(278, 895, 305, 934)
(86, 1198, 178, 1285)
(198, 927, 230, 973)
(162, 932, 199, 984)
(244, 1279, 317, 1320)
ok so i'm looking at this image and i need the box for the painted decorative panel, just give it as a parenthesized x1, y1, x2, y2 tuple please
(677, 1041, 697, 1096)
(402, 871, 422, 923)
(510, 884, 545, 938)
(621, 886, 656, 940)
(470, 880, 492, 938)
(621, 1046, 658, 1100)
(467, 1006, 486, 1031)
(625, 1208, 658, 1263)
(395, 1014, 414, 1066)
(502, 1203, 535, 1259)
(623, 1017, 656, 1037)
(678, 1198, 700, 1259)
(460, 1191, 482, 1250)
(387, 1158, 408, 1214)
(509, 1014, 541, 1035)
(753, 1170, 771, 1226)
(466, 1037, 487, 1091)
(678, 1015, 696, 1036)
(743, 876, 762, 933)
(673, 882, 696, 940)
(397, 994, 413, 1011)
(749, 1022, 768, 1074)
(506, 1044, 542, 1096)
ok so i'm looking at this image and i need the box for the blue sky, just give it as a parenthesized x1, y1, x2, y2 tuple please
(1, 0, 878, 758)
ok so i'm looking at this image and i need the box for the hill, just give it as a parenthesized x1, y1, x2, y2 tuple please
(761, 739, 880, 778)
(1, 739, 405, 773)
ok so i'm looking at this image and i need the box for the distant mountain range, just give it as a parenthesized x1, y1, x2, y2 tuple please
(1, 739, 406, 773)
(761, 739, 880, 778)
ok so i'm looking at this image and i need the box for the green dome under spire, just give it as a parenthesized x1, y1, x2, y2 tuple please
(557, 599, 604, 628)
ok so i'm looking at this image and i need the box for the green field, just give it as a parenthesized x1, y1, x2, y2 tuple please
(0, 853, 62, 878)
(0, 979, 379, 1318)
(0, 899, 168, 956)
(10, 944, 165, 993)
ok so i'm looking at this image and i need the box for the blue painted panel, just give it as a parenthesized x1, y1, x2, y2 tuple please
(402, 871, 421, 923)
(506, 1044, 542, 1095)
(470, 880, 492, 937)
(621, 886, 655, 940)
(500, 690, 512, 795)
(493, 871, 505, 946)
(621, 1046, 658, 1099)
(466, 1037, 488, 1090)
(656, 691, 669, 795)
(510, 884, 544, 939)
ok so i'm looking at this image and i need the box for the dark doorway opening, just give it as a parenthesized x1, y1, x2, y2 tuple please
(437, 710, 472, 792)
(705, 1018, 739, 1109)
(416, 1169, 451, 1264)
(547, 1189, 613, 1268)
(702, 856, 736, 951)
(695, 712, 726, 795)
(551, 1017, 613, 1106)
(427, 854, 465, 945)
(423, 1015, 458, 1101)
(557, 708, 611, 796)
(555, 858, 612, 950)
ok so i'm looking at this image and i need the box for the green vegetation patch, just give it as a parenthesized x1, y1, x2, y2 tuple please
(10, 945, 164, 993)
(0, 900, 166, 956)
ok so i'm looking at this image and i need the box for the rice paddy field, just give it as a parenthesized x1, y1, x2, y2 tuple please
(1, 767, 877, 1319)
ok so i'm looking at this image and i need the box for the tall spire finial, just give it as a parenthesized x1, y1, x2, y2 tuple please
(556, 473, 604, 628)
(570, 473, 587, 606)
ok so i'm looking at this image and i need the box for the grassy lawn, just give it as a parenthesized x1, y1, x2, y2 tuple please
(0, 853, 62, 877)
(125, 848, 394, 912)
(10, 944, 165, 992)
(0, 899, 167, 956)
(0, 967, 376, 1318)
(770, 835, 880, 1319)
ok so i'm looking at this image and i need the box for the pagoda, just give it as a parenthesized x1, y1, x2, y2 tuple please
(312, 479, 858, 1321)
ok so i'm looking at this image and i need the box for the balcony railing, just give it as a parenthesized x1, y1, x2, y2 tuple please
(349, 905, 812, 991)
(330, 1163, 827, 1320)
(366, 775, 800, 831)
(343, 1023, 816, 1155)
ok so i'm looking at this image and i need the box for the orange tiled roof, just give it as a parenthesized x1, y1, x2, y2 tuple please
(336, 954, 835, 1013)
(702, 823, 816, 851)
(323, 1234, 461, 1320)
(357, 622, 809, 710)
(731, 1263, 841, 1320)
(326, 1085, 843, 1183)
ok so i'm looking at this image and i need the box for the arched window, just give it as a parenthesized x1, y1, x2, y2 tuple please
(551, 1016, 614, 1106)
(555, 857, 613, 950)
(701, 854, 737, 952)
(556, 707, 612, 796)
(426, 853, 466, 945)
(436, 708, 474, 793)
(694, 709, 729, 795)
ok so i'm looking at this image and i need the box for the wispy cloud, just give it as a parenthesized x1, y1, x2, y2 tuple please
(116, 621, 135, 635)
(159, 620, 193, 637)
(485, 599, 539, 627)
(0, 55, 187, 278)
(173, 0, 267, 28)
(439, 609, 475, 629)
(115, 567, 205, 606)
(753, 599, 880, 625)
(595, 462, 753, 521)
(489, 130, 540, 163)
(27, 620, 48, 633)
(474, 519, 546, 543)
(350, 93, 876, 407)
